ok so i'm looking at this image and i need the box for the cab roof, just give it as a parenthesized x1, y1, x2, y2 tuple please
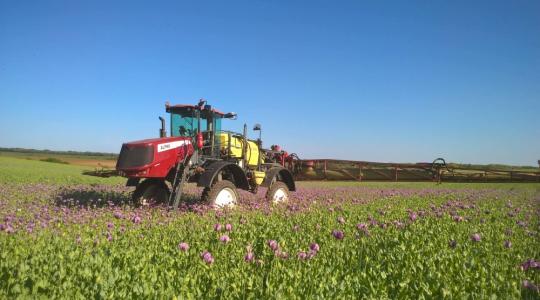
(165, 103, 225, 116)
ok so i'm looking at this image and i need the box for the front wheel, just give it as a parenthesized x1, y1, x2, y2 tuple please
(201, 180, 239, 208)
(132, 179, 170, 207)
(266, 181, 290, 203)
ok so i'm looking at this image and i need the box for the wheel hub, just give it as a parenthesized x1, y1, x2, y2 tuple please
(272, 188, 288, 203)
(214, 187, 237, 207)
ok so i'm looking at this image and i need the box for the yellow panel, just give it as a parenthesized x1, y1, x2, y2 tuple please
(219, 133, 242, 158)
(219, 133, 260, 167)
(246, 140, 259, 167)
(253, 171, 265, 185)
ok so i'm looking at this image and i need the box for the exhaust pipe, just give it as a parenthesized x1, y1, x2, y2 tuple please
(159, 117, 167, 138)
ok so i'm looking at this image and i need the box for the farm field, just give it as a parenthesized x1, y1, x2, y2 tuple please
(0, 150, 117, 168)
(0, 156, 539, 298)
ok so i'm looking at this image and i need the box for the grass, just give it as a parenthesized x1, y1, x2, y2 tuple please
(0, 156, 123, 185)
(0, 156, 539, 298)
(39, 157, 70, 164)
(0, 151, 116, 168)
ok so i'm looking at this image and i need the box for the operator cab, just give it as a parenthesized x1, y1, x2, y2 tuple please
(166, 104, 223, 137)
(165, 100, 236, 157)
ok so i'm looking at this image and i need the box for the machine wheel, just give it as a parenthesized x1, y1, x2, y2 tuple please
(266, 181, 290, 203)
(201, 180, 239, 208)
(132, 179, 170, 207)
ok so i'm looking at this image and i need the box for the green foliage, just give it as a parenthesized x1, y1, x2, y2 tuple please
(0, 147, 118, 158)
(39, 157, 70, 164)
(0, 157, 539, 298)
(0, 157, 123, 185)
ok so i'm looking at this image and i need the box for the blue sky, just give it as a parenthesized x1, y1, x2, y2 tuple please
(1, 0, 539, 165)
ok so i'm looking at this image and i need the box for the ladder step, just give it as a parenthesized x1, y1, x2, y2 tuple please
(170, 165, 189, 209)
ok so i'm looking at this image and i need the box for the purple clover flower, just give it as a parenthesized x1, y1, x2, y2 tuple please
(225, 223, 233, 231)
(268, 240, 279, 251)
(453, 216, 464, 222)
(332, 230, 344, 240)
(214, 223, 222, 231)
(393, 220, 405, 229)
(409, 213, 418, 222)
(357, 223, 370, 235)
(132, 215, 141, 224)
(520, 259, 540, 271)
(178, 242, 189, 252)
(201, 251, 214, 264)
(5, 224, 14, 234)
(219, 235, 231, 243)
(113, 211, 123, 219)
(356, 223, 368, 231)
(471, 233, 481, 242)
(310, 243, 320, 253)
(244, 251, 254, 262)
(297, 251, 308, 260)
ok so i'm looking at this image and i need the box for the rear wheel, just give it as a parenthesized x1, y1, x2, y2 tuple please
(132, 179, 170, 207)
(201, 180, 239, 208)
(266, 181, 290, 203)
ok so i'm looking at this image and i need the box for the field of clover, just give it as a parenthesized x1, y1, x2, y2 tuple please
(0, 157, 539, 299)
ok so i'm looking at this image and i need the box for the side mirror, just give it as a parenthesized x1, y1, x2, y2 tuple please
(224, 112, 237, 120)
(253, 123, 262, 145)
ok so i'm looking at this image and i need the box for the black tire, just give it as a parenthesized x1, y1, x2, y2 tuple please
(266, 181, 290, 203)
(132, 179, 170, 207)
(201, 180, 239, 207)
